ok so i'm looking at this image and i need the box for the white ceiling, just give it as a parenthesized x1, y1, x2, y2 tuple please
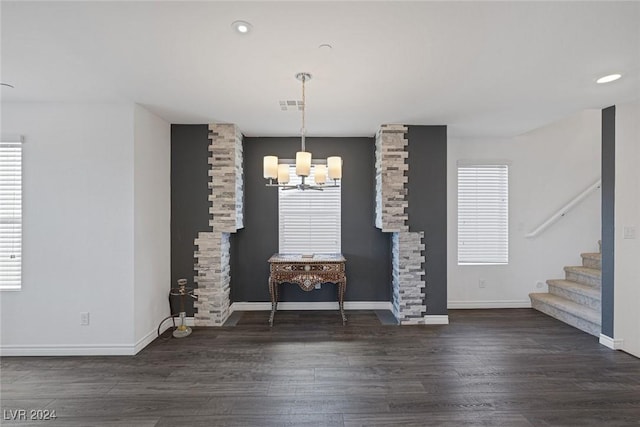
(1, 1, 639, 138)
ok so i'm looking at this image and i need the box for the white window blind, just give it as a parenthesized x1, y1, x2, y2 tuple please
(279, 165, 341, 254)
(457, 163, 508, 265)
(0, 141, 22, 290)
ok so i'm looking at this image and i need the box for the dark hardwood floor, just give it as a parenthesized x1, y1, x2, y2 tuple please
(2, 309, 640, 426)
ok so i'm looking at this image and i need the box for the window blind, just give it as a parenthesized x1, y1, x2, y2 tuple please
(457, 164, 508, 265)
(279, 165, 341, 254)
(0, 141, 22, 290)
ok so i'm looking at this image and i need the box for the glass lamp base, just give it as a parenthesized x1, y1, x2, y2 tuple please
(172, 312, 192, 338)
(172, 326, 192, 338)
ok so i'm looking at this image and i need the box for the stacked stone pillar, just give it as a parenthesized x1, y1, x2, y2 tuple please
(375, 125, 408, 230)
(375, 124, 427, 325)
(392, 231, 426, 324)
(194, 124, 243, 326)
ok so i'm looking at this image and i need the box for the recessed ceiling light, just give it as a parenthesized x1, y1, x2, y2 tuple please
(231, 20, 252, 34)
(596, 73, 622, 84)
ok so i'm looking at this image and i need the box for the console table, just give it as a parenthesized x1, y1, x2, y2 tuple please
(268, 253, 347, 326)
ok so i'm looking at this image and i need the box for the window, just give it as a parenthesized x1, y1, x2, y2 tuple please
(279, 164, 341, 254)
(0, 139, 22, 290)
(457, 162, 508, 265)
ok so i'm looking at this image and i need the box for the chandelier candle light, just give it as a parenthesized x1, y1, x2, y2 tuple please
(264, 73, 342, 190)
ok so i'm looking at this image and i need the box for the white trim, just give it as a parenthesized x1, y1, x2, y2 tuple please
(599, 334, 624, 350)
(424, 315, 449, 325)
(448, 300, 532, 309)
(0, 344, 136, 357)
(0, 321, 176, 357)
(230, 301, 393, 312)
(133, 321, 173, 354)
(231, 302, 271, 311)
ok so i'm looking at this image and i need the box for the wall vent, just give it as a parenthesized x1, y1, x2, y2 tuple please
(279, 100, 303, 111)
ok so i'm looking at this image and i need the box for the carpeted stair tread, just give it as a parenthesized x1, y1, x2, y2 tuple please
(530, 242, 602, 336)
(564, 266, 601, 287)
(529, 293, 600, 325)
(580, 252, 602, 261)
(564, 266, 601, 277)
(580, 252, 602, 269)
(547, 279, 601, 298)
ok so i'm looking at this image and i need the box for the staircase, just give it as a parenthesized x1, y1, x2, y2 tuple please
(529, 244, 601, 337)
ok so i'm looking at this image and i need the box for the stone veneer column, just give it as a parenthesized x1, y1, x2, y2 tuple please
(375, 124, 408, 231)
(392, 231, 427, 324)
(194, 124, 243, 326)
(375, 124, 427, 325)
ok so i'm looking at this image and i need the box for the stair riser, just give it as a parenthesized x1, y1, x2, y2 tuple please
(531, 299, 600, 337)
(582, 257, 601, 270)
(548, 284, 601, 312)
(566, 271, 601, 287)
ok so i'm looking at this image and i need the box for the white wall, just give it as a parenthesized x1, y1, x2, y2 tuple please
(614, 101, 640, 357)
(133, 104, 171, 350)
(0, 103, 136, 354)
(0, 102, 171, 355)
(448, 110, 602, 308)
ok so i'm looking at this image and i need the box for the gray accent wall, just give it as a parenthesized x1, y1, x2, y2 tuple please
(171, 124, 210, 316)
(406, 126, 448, 315)
(601, 106, 615, 337)
(171, 126, 448, 311)
(231, 137, 391, 303)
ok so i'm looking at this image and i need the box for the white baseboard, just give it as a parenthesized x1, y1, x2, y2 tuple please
(0, 344, 136, 357)
(424, 315, 449, 325)
(448, 300, 532, 309)
(599, 334, 624, 350)
(133, 321, 174, 354)
(230, 301, 393, 311)
(0, 319, 175, 357)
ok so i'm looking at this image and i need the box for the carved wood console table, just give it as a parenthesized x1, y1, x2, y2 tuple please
(268, 253, 347, 326)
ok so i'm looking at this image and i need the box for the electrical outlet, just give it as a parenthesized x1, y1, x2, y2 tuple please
(478, 279, 486, 289)
(623, 226, 636, 239)
(80, 312, 90, 326)
(314, 283, 321, 290)
(536, 281, 544, 289)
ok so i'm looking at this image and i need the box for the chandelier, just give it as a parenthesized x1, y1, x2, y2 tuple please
(263, 72, 342, 190)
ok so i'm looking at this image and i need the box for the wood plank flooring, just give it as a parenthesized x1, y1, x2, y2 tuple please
(2, 309, 640, 426)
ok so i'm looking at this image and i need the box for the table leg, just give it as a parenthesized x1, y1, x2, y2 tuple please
(269, 277, 277, 327)
(339, 278, 347, 325)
